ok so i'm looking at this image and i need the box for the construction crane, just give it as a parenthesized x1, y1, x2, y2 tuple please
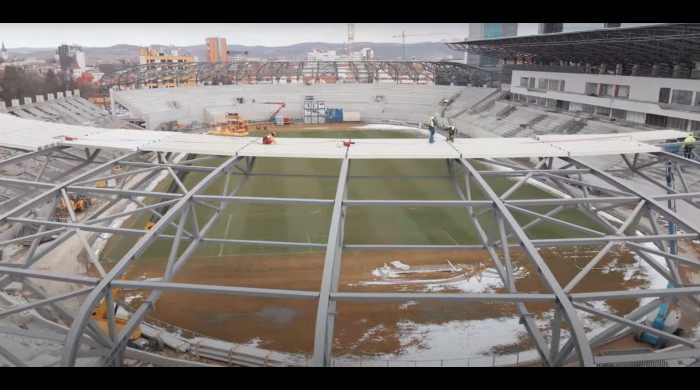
(392, 31, 447, 60)
(348, 23, 355, 60)
(348, 23, 355, 82)
(252, 100, 286, 121)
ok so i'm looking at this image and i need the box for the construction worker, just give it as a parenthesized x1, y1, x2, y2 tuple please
(683, 132, 696, 159)
(445, 125, 457, 142)
(262, 131, 277, 145)
(428, 113, 438, 143)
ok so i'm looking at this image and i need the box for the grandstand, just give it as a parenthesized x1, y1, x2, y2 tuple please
(2, 90, 142, 130)
(444, 22, 700, 232)
(0, 93, 149, 217)
(111, 84, 497, 130)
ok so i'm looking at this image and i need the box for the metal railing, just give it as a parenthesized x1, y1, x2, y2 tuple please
(330, 351, 539, 367)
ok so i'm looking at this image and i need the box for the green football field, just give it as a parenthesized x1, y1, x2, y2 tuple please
(99, 128, 605, 264)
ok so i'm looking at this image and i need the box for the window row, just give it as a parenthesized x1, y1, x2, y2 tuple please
(512, 94, 695, 131)
(519, 77, 565, 91)
(658, 88, 700, 106)
(585, 83, 630, 98)
(511, 94, 570, 110)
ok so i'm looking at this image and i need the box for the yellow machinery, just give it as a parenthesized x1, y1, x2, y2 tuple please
(92, 222, 155, 340)
(208, 112, 249, 136)
(60, 193, 91, 212)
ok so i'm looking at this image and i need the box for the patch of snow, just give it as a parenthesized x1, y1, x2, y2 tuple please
(399, 301, 417, 310)
(244, 337, 263, 348)
(355, 324, 388, 345)
(124, 292, 144, 304)
(389, 261, 410, 270)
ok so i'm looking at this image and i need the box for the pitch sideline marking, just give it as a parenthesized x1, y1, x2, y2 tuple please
(443, 230, 459, 245)
(219, 214, 234, 256)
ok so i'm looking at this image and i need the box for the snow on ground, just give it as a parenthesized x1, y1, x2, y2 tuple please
(341, 295, 641, 366)
(244, 337, 263, 348)
(334, 317, 534, 366)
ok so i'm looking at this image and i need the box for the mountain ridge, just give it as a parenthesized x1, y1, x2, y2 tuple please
(7, 41, 465, 62)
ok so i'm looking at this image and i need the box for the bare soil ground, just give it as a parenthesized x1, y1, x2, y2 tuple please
(124, 242, 674, 361)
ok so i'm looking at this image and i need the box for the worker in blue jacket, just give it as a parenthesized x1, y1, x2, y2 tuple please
(428, 113, 438, 143)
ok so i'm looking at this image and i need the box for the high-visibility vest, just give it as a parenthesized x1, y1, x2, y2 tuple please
(684, 135, 696, 144)
(429, 117, 436, 127)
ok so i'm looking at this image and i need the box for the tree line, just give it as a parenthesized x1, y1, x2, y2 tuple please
(0, 66, 98, 106)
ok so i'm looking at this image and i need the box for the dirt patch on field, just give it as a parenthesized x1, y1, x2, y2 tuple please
(123, 245, 661, 360)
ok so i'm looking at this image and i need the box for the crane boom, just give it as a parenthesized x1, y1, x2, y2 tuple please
(252, 100, 286, 120)
(391, 31, 447, 59)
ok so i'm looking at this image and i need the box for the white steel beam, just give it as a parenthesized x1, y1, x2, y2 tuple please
(312, 158, 350, 367)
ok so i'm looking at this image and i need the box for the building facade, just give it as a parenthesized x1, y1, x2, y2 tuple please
(538, 23, 623, 34)
(227, 51, 248, 62)
(467, 23, 518, 69)
(56, 44, 85, 74)
(138, 47, 195, 65)
(206, 37, 228, 63)
(138, 47, 196, 88)
(509, 69, 700, 131)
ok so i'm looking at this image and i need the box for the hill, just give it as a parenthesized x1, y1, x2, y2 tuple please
(9, 41, 464, 62)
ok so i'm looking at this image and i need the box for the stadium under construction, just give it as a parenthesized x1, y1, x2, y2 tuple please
(0, 23, 700, 367)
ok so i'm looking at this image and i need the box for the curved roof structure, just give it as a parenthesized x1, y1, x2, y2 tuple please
(1, 112, 700, 367)
(0, 113, 680, 158)
(446, 23, 700, 71)
(99, 60, 495, 90)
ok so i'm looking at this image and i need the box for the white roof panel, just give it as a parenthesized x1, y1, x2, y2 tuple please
(347, 138, 461, 159)
(537, 130, 688, 142)
(0, 113, 109, 151)
(451, 138, 568, 158)
(144, 133, 255, 156)
(237, 137, 349, 159)
(60, 129, 177, 151)
(554, 139, 661, 156)
(0, 113, 674, 159)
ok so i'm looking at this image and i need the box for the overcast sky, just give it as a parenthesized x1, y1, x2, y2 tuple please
(0, 23, 542, 48)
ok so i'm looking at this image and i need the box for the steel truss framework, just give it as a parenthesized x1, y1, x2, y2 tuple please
(1, 145, 700, 367)
(446, 23, 700, 73)
(99, 61, 494, 91)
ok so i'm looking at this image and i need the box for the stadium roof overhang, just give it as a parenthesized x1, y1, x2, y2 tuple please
(445, 23, 700, 69)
